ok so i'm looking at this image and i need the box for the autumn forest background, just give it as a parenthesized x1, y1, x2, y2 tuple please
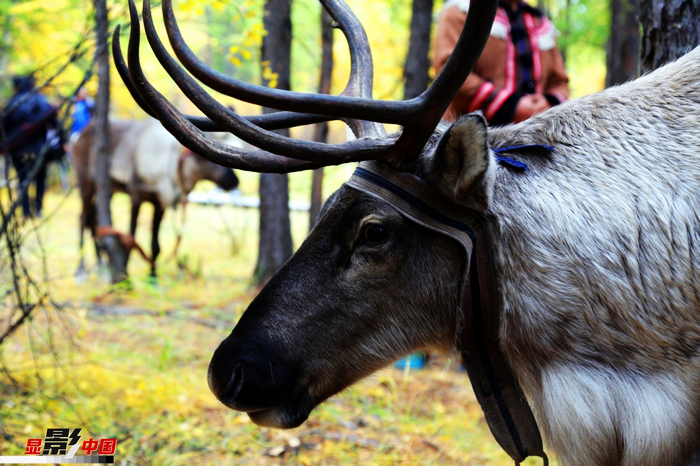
(0, 0, 698, 463)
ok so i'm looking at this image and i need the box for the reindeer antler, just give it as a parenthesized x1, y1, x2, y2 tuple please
(113, 35, 332, 132)
(114, 0, 497, 173)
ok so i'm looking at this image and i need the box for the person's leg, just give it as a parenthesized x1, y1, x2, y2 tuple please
(34, 159, 48, 217)
(11, 154, 31, 218)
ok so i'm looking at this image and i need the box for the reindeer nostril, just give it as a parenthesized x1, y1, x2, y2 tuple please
(207, 355, 243, 403)
(209, 337, 298, 412)
(220, 363, 244, 403)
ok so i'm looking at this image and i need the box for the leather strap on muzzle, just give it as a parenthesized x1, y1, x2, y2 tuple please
(347, 161, 547, 465)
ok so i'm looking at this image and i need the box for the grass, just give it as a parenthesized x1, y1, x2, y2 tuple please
(0, 169, 550, 465)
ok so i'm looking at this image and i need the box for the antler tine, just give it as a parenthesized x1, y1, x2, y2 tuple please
(246, 111, 335, 132)
(139, 0, 394, 163)
(121, 0, 327, 172)
(113, 26, 334, 132)
(124, 0, 396, 171)
(321, 0, 371, 100)
(420, 0, 498, 111)
(161, 0, 417, 126)
(387, 0, 498, 170)
(113, 26, 162, 120)
(319, 0, 384, 139)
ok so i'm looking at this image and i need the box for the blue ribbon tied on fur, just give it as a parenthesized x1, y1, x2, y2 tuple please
(493, 144, 554, 172)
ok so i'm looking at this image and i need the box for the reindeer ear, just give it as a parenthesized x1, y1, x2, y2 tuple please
(423, 113, 495, 212)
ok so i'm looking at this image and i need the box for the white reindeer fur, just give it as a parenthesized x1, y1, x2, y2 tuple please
(99, 119, 243, 209)
(93, 118, 183, 209)
(426, 47, 700, 464)
(538, 365, 694, 465)
(491, 48, 700, 465)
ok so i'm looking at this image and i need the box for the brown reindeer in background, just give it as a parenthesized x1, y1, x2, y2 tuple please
(72, 118, 238, 279)
(114, 0, 700, 463)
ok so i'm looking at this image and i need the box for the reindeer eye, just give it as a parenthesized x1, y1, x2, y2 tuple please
(361, 224, 388, 245)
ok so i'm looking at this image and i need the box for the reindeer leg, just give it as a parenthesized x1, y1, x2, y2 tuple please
(150, 203, 165, 278)
(75, 205, 88, 283)
(76, 185, 94, 282)
(129, 194, 142, 272)
(88, 203, 103, 269)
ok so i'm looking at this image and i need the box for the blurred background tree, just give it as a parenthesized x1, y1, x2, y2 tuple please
(308, 8, 333, 230)
(606, 0, 639, 86)
(639, 0, 699, 70)
(403, 0, 433, 100)
(92, 0, 128, 283)
(255, 0, 294, 285)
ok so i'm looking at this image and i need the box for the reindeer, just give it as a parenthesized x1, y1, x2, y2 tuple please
(73, 118, 239, 278)
(113, 0, 700, 463)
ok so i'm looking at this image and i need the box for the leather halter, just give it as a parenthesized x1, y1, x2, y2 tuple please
(347, 160, 547, 465)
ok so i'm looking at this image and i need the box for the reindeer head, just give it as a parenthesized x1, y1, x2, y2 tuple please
(179, 149, 240, 193)
(115, 0, 500, 430)
(187, 131, 245, 192)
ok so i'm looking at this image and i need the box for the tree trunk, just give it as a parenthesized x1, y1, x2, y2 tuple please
(93, 0, 127, 282)
(256, 173, 293, 283)
(639, 0, 700, 71)
(403, 0, 434, 99)
(309, 8, 334, 231)
(605, 0, 639, 87)
(254, 0, 293, 284)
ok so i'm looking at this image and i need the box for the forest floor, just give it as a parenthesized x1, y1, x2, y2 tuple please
(0, 175, 548, 465)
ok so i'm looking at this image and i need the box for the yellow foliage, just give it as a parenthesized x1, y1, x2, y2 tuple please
(244, 23, 267, 47)
(178, 0, 200, 13)
(210, 0, 225, 12)
(261, 62, 279, 88)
